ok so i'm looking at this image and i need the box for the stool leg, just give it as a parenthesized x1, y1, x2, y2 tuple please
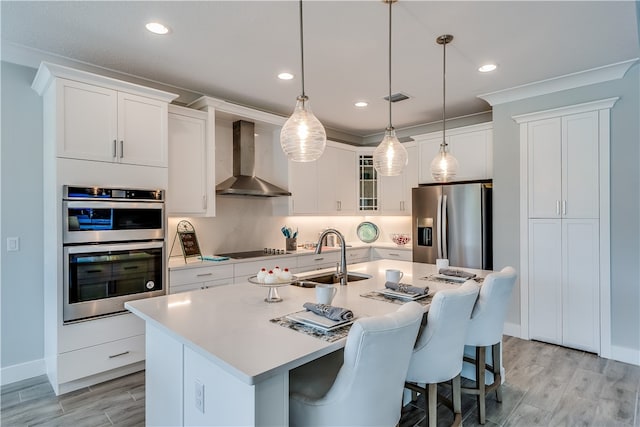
(427, 383, 437, 427)
(476, 346, 487, 424)
(492, 342, 502, 402)
(452, 374, 462, 426)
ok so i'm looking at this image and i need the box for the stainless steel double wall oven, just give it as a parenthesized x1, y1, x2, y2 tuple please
(62, 186, 166, 323)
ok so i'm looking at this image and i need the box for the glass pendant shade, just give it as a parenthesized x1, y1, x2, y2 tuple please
(430, 144, 459, 182)
(373, 128, 408, 176)
(280, 96, 326, 162)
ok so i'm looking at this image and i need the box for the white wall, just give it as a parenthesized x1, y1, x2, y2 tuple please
(492, 64, 640, 359)
(1, 62, 45, 380)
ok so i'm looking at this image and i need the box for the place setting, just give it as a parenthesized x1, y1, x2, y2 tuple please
(420, 258, 484, 285)
(361, 269, 432, 306)
(270, 283, 357, 342)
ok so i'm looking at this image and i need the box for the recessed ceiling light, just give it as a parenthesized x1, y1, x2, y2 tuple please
(278, 72, 294, 80)
(145, 22, 170, 35)
(354, 101, 368, 108)
(478, 64, 497, 73)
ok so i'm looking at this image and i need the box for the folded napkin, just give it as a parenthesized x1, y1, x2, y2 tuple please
(438, 268, 476, 279)
(385, 281, 429, 295)
(303, 302, 354, 321)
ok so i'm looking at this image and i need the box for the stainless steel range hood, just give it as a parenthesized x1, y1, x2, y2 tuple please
(216, 120, 291, 197)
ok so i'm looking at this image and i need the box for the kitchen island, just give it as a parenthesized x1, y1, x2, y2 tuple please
(126, 259, 489, 426)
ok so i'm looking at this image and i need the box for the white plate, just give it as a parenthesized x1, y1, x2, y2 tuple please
(286, 310, 355, 331)
(379, 288, 431, 301)
(356, 221, 379, 243)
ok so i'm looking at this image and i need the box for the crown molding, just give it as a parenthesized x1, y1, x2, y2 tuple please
(478, 59, 638, 106)
(512, 97, 619, 124)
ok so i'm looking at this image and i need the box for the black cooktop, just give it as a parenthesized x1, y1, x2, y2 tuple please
(217, 250, 292, 259)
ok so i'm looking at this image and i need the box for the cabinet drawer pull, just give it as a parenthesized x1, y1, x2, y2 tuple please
(313, 257, 324, 261)
(196, 272, 213, 277)
(388, 253, 400, 257)
(108, 351, 130, 359)
(123, 266, 139, 270)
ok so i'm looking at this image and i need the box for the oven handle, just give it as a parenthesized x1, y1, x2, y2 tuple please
(63, 200, 164, 210)
(65, 240, 163, 254)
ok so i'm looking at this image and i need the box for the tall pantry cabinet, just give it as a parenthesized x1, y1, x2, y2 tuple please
(515, 98, 618, 354)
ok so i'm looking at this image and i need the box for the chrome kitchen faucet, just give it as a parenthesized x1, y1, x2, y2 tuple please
(315, 228, 348, 286)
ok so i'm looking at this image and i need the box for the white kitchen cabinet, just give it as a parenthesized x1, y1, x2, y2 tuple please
(416, 122, 493, 184)
(289, 142, 357, 215)
(169, 264, 234, 294)
(516, 98, 617, 356)
(346, 247, 371, 264)
(372, 247, 412, 262)
(528, 218, 599, 352)
(379, 144, 418, 215)
(297, 251, 341, 272)
(527, 112, 599, 219)
(51, 78, 171, 167)
(168, 105, 215, 216)
(317, 145, 357, 214)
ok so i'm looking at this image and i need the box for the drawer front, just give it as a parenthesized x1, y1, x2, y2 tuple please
(60, 312, 145, 353)
(170, 277, 234, 294)
(373, 248, 412, 261)
(347, 248, 370, 263)
(169, 264, 234, 286)
(297, 252, 340, 269)
(58, 334, 145, 383)
(233, 257, 294, 277)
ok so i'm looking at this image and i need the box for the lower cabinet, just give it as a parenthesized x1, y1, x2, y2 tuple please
(296, 252, 341, 272)
(169, 264, 234, 294)
(346, 247, 370, 264)
(371, 247, 412, 262)
(528, 218, 600, 352)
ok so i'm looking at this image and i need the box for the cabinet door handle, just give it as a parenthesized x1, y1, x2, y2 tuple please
(196, 272, 213, 277)
(109, 351, 130, 359)
(202, 195, 207, 209)
(556, 200, 561, 215)
(400, 201, 405, 211)
(119, 140, 124, 158)
(562, 200, 567, 215)
(112, 139, 117, 158)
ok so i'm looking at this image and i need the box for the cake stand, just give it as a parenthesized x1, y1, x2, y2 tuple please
(248, 275, 298, 303)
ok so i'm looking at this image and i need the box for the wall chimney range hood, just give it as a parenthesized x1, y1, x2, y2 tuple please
(216, 120, 292, 197)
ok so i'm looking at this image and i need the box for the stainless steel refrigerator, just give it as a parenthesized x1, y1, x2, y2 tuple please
(412, 180, 492, 269)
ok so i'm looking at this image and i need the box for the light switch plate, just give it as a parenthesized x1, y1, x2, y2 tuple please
(6, 237, 19, 252)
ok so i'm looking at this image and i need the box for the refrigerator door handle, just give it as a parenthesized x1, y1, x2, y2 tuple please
(442, 194, 448, 259)
(436, 194, 443, 259)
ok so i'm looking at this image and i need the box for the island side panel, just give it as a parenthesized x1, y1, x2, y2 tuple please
(146, 323, 184, 426)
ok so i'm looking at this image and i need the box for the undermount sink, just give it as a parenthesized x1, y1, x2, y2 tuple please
(293, 272, 372, 288)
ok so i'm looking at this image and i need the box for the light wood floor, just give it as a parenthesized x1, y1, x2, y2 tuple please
(2, 336, 639, 426)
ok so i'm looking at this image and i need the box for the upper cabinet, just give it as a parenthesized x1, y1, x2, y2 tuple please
(415, 122, 493, 184)
(378, 144, 418, 215)
(167, 105, 215, 217)
(290, 142, 357, 215)
(32, 62, 178, 168)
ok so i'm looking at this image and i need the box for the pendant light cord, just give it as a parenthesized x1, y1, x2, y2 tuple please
(441, 36, 447, 148)
(387, 0, 393, 130)
(299, 0, 306, 98)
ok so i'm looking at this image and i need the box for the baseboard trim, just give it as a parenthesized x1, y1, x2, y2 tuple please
(1, 359, 46, 386)
(503, 322, 521, 338)
(610, 345, 640, 366)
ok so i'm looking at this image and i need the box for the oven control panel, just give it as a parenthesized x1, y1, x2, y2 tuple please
(64, 186, 163, 201)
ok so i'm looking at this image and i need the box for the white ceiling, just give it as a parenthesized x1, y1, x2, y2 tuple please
(2, 1, 639, 139)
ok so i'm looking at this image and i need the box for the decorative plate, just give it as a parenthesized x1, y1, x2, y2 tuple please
(356, 221, 380, 243)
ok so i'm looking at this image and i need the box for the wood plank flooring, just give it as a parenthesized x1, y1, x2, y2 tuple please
(2, 336, 639, 426)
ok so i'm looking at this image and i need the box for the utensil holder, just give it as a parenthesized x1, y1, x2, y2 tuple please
(286, 237, 297, 251)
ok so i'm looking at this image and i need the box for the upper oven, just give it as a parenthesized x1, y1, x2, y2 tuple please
(63, 186, 164, 244)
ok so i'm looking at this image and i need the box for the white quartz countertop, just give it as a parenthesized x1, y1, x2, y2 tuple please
(167, 242, 411, 271)
(126, 259, 488, 386)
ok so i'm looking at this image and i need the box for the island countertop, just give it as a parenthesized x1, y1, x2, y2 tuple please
(126, 259, 488, 386)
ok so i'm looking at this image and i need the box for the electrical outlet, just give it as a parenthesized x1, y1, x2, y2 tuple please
(194, 380, 204, 413)
(6, 237, 19, 252)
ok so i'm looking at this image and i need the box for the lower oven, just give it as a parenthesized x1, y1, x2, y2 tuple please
(63, 240, 165, 323)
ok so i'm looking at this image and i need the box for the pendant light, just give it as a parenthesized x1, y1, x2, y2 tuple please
(372, 0, 408, 177)
(430, 34, 459, 182)
(280, 0, 326, 162)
